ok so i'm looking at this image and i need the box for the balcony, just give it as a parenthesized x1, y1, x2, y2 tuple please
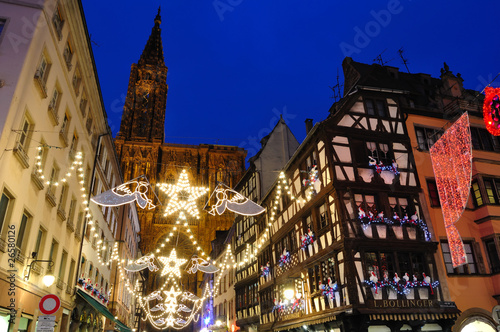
(66, 220, 75, 232)
(75, 230, 82, 241)
(13, 141, 30, 169)
(66, 284, 73, 294)
(0, 238, 6, 252)
(45, 190, 57, 207)
(444, 98, 482, 117)
(31, 171, 45, 190)
(56, 278, 66, 290)
(31, 262, 44, 275)
(14, 248, 26, 265)
(57, 206, 67, 221)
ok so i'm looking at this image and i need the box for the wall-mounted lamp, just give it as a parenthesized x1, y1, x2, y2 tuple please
(24, 252, 55, 287)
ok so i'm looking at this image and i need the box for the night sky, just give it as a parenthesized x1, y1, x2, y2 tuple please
(82, 0, 500, 159)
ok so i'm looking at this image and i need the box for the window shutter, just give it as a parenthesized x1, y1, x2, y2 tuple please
(472, 241, 486, 274)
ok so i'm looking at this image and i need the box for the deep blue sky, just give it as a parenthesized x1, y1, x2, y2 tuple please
(83, 0, 499, 159)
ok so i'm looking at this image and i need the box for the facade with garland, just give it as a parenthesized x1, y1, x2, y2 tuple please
(396, 62, 499, 331)
(0, 0, 140, 331)
(232, 117, 299, 332)
(253, 58, 463, 332)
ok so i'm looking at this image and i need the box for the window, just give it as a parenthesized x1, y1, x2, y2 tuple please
(0, 192, 13, 235)
(483, 179, 497, 204)
(58, 183, 69, 216)
(16, 212, 30, 252)
(80, 90, 88, 117)
(48, 240, 59, 273)
(48, 87, 61, 123)
(427, 180, 440, 207)
(69, 132, 78, 159)
(52, 5, 64, 40)
(484, 237, 500, 273)
(33, 228, 44, 257)
(354, 193, 379, 217)
(86, 111, 93, 135)
(441, 241, 478, 274)
(34, 53, 51, 96)
(364, 98, 388, 117)
(414, 126, 443, 151)
(388, 196, 410, 218)
(72, 66, 82, 95)
(17, 117, 32, 152)
(471, 181, 483, 207)
(470, 127, 500, 152)
(318, 202, 329, 230)
(484, 237, 500, 274)
(67, 198, 76, 227)
(58, 250, 67, 280)
(63, 39, 73, 70)
(47, 165, 59, 195)
(60, 113, 70, 138)
(67, 259, 76, 287)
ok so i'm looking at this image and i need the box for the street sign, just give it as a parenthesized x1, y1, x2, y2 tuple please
(37, 314, 56, 332)
(39, 294, 60, 315)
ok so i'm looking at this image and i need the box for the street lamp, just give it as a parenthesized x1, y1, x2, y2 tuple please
(24, 253, 55, 287)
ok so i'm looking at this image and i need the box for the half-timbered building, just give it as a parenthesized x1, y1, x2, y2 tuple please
(233, 117, 299, 332)
(256, 58, 459, 332)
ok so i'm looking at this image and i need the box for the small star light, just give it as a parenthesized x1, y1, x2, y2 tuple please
(159, 170, 208, 219)
(158, 249, 187, 278)
(163, 286, 182, 307)
(430, 112, 471, 268)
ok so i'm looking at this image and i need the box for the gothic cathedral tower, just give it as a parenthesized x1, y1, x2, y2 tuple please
(114, 9, 246, 306)
(117, 9, 167, 143)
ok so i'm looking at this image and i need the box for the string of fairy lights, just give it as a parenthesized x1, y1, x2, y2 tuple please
(31, 145, 315, 329)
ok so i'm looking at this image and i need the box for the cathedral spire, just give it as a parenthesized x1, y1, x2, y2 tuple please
(139, 6, 165, 67)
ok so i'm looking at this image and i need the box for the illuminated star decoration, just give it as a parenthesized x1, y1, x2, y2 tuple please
(430, 112, 471, 268)
(158, 170, 209, 219)
(158, 249, 187, 278)
(163, 286, 182, 312)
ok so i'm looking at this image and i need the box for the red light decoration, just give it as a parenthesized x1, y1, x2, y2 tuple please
(483, 87, 500, 136)
(430, 112, 471, 268)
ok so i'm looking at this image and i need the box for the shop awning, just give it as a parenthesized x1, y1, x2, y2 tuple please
(77, 289, 132, 332)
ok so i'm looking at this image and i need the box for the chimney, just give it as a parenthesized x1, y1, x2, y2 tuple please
(305, 119, 313, 135)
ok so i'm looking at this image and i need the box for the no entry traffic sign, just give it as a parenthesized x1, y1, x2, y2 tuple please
(38, 294, 60, 315)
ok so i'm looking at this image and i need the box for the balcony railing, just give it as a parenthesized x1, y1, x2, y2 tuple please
(0, 238, 6, 253)
(13, 141, 30, 169)
(14, 248, 26, 265)
(56, 278, 66, 290)
(57, 206, 67, 221)
(45, 190, 57, 207)
(66, 220, 75, 232)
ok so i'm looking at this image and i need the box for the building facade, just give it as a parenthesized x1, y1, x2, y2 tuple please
(0, 1, 140, 331)
(396, 62, 499, 331)
(233, 117, 299, 332)
(113, 10, 246, 301)
(254, 58, 462, 331)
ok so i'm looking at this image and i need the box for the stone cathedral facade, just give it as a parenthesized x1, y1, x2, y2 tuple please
(114, 9, 246, 295)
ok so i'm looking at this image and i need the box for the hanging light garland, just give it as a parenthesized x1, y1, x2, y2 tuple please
(430, 113, 471, 268)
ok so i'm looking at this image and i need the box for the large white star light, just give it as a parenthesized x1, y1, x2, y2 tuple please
(158, 249, 188, 278)
(158, 170, 208, 219)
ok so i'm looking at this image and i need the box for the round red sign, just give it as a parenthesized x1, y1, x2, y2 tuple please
(39, 294, 60, 315)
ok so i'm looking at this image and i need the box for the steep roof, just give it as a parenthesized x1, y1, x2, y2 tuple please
(138, 7, 165, 67)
